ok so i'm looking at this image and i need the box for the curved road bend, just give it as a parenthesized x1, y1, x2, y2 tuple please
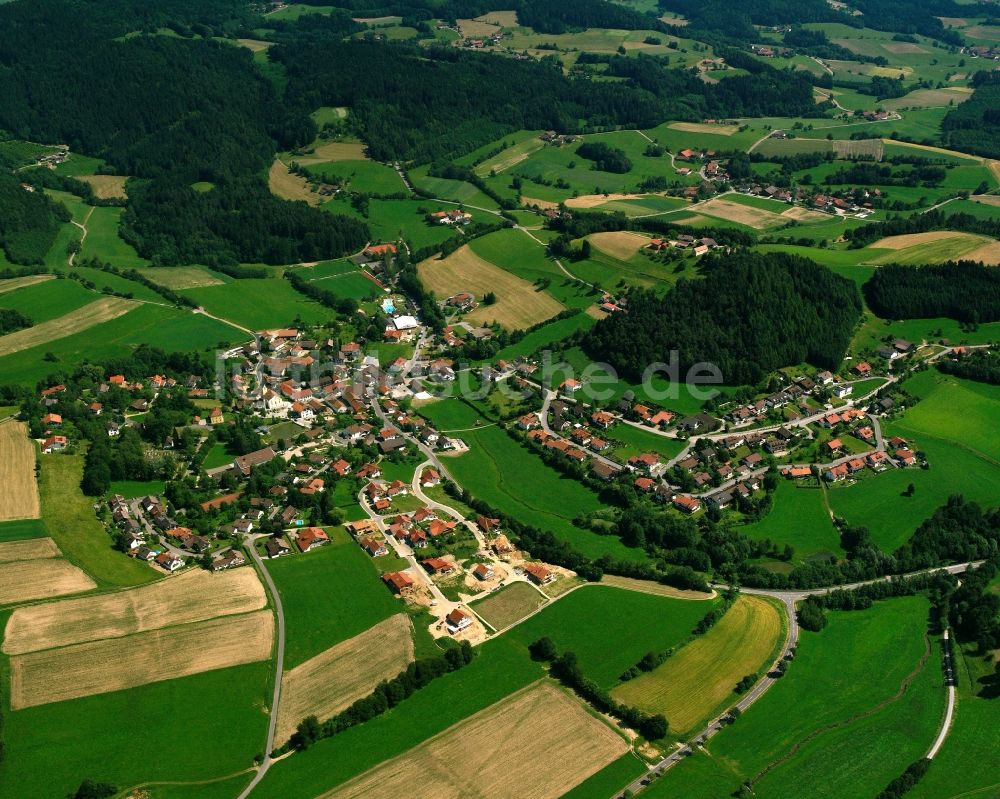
(237, 542, 287, 799)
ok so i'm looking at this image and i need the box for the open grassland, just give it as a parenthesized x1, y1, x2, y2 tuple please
(136, 265, 225, 289)
(587, 230, 652, 261)
(0, 296, 135, 357)
(0, 661, 271, 799)
(10, 609, 274, 708)
(268, 159, 321, 205)
(0, 277, 99, 324)
(0, 420, 39, 520)
(474, 136, 545, 177)
(601, 575, 716, 600)
(0, 274, 54, 294)
(3, 567, 266, 654)
(613, 596, 784, 736)
(267, 526, 403, 668)
(417, 416, 642, 562)
(309, 159, 404, 195)
(646, 596, 941, 799)
(882, 86, 971, 110)
(0, 519, 49, 543)
(292, 140, 368, 164)
(486, 312, 595, 363)
(180, 277, 335, 329)
(417, 245, 564, 330)
(37, 452, 158, 587)
(77, 174, 128, 199)
(275, 614, 414, 744)
(508, 585, 719, 688)
(68, 265, 163, 302)
(865, 231, 992, 264)
(320, 681, 628, 799)
(0, 303, 240, 387)
(0, 559, 95, 605)
(78, 206, 148, 268)
(669, 122, 740, 136)
(472, 581, 546, 629)
(0, 536, 59, 562)
(740, 480, 843, 562)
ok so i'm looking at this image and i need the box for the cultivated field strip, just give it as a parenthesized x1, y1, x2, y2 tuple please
(9, 609, 274, 708)
(0, 420, 40, 520)
(275, 614, 414, 744)
(0, 297, 135, 357)
(612, 595, 783, 735)
(0, 537, 60, 563)
(0, 275, 54, 295)
(600, 575, 717, 601)
(3, 568, 267, 655)
(0, 560, 96, 606)
(587, 231, 652, 261)
(320, 681, 628, 799)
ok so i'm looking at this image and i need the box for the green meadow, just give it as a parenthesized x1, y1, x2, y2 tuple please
(607, 421, 688, 462)
(0, 518, 49, 543)
(78, 206, 149, 268)
(180, 278, 336, 329)
(740, 479, 843, 562)
(0, 278, 95, 323)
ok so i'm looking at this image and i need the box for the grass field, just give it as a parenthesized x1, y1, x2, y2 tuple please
(828, 372, 1000, 552)
(0, 274, 54, 294)
(180, 277, 335, 329)
(68, 265, 164, 302)
(37, 452, 158, 588)
(0, 420, 39, 521)
(740, 479, 843, 562)
(77, 174, 128, 199)
(607, 422, 688, 463)
(10, 609, 273, 708)
(0, 278, 96, 323)
(3, 567, 266, 654)
(613, 595, 784, 736)
(508, 585, 720, 688)
(646, 596, 942, 799)
(320, 680, 627, 799)
(0, 296, 136, 357)
(136, 266, 226, 289)
(309, 158, 405, 195)
(78, 206, 148, 268)
(417, 244, 564, 330)
(0, 519, 48, 543)
(274, 614, 414, 744)
(587, 230, 653, 261)
(266, 526, 403, 668)
(472, 581, 547, 630)
(864, 231, 993, 265)
(485, 312, 595, 363)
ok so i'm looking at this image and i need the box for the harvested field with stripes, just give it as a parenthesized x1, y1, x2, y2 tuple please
(0, 420, 39, 520)
(0, 560, 95, 606)
(0, 297, 135, 357)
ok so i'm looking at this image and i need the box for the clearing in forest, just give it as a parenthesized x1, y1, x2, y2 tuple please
(268, 160, 321, 206)
(274, 614, 414, 744)
(77, 175, 128, 199)
(319, 681, 628, 799)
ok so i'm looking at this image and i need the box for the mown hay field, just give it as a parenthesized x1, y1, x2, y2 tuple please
(0, 275, 54, 295)
(10, 609, 274, 708)
(3, 567, 266, 654)
(0, 420, 39, 520)
(136, 266, 225, 290)
(601, 575, 716, 601)
(0, 537, 59, 563)
(275, 614, 414, 744)
(866, 231, 991, 265)
(319, 681, 628, 799)
(77, 175, 128, 199)
(472, 581, 547, 630)
(0, 559, 96, 606)
(586, 231, 652, 261)
(669, 122, 740, 136)
(0, 297, 136, 357)
(473, 137, 544, 177)
(417, 245, 564, 330)
(269, 160, 321, 206)
(695, 198, 785, 229)
(613, 595, 784, 736)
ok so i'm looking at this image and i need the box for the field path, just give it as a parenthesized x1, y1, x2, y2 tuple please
(68, 206, 95, 266)
(515, 225, 596, 289)
(236, 543, 287, 799)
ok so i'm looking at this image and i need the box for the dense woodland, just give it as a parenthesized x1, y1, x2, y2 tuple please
(0, 308, 32, 336)
(864, 261, 1000, 323)
(0, 173, 70, 264)
(937, 349, 1000, 386)
(0, 0, 367, 266)
(942, 72, 1000, 159)
(583, 252, 862, 385)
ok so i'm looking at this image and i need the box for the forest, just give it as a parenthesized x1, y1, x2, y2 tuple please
(582, 251, 862, 385)
(0, 0, 368, 266)
(0, 173, 71, 264)
(942, 72, 1000, 159)
(576, 142, 632, 174)
(863, 261, 1000, 323)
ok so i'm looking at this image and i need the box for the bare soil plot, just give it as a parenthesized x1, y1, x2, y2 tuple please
(668, 122, 739, 136)
(521, 196, 560, 210)
(3, 567, 267, 654)
(320, 681, 628, 799)
(832, 139, 884, 160)
(275, 614, 414, 744)
(457, 18, 499, 37)
(77, 175, 128, 199)
(972, 194, 1000, 207)
(475, 10, 518, 26)
(0, 420, 40, 521)
(0, 560, 95, 606)
(269, 160, 321, 206)
(0, 537, 60, 563)
(987, 160, 1000, 184)
(136, 266, 225, 290)
(587, 231, 652, 261)
(962, 240, 1000, 265)
(612, 595, 783, 736)
(780, 206, 828, 223)
(566, 193, 653, 209)
(0, 297, 135, 357)
(417, 246, 564, 330)
(472, 581, 546, 630)
(10, 610, 274, 708)
(601, 575, 716, 601)
(237, 38, 273, 52)
(696, 198, 785, 229)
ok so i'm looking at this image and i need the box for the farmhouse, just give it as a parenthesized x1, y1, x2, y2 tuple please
(297, 527, 330, 552)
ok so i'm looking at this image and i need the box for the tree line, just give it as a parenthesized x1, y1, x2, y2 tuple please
(864, 261, 1000, 324)
(937, 349, 1000, 386)
(942, 71, 1000, 159)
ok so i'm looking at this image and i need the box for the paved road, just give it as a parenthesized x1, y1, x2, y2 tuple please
(237, 540, 287, 799)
